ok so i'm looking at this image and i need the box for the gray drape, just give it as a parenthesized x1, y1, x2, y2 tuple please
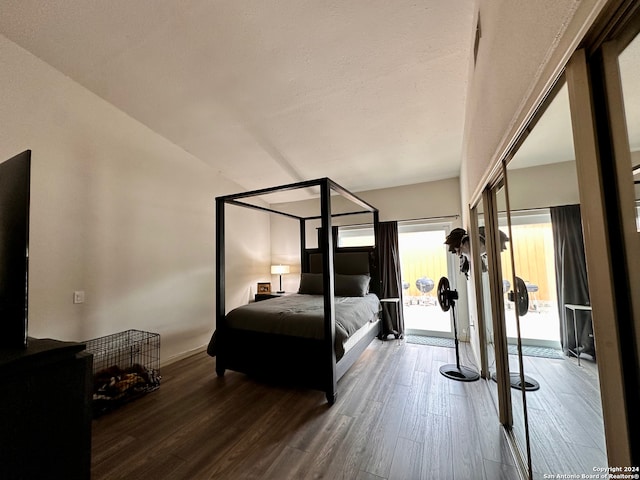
(378, 221, 405, 338)
(550, 205, 593, 357)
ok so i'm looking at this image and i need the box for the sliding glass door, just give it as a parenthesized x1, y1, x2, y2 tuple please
(338, 220, 455, 338)
(500, 210, 561, 349)
(398, 221, 453, 337)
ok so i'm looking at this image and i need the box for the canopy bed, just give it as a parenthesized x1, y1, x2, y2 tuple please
(207, 178, 382, 405)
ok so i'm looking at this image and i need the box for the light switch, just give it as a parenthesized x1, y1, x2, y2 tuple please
(73, 290, 85, 304)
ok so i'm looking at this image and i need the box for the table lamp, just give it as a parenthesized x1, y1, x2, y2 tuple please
(271, 265, 290, 293)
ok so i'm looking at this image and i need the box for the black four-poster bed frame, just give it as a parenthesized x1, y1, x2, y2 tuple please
(214, 177, 381, 404)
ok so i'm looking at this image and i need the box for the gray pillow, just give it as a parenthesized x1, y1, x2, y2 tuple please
(298, 273, 324, 295)
(335, 274, 370, 296)
(298, 273, 370, 296)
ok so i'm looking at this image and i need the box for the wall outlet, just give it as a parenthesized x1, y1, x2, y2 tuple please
(73, 290, 85, 304)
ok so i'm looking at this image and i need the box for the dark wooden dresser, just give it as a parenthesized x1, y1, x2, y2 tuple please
(0, 338, 93, 480)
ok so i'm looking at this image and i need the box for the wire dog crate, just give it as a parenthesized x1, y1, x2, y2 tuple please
(84, 329, 161, 416)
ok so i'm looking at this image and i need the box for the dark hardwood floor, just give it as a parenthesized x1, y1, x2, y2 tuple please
(91, 340, 518, 480)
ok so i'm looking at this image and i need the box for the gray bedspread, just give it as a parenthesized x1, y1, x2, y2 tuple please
(223, 293, 380, 359)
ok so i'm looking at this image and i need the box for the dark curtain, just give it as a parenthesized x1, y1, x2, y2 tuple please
(550, 205, 593, 357)
(378, 221, 405, 338)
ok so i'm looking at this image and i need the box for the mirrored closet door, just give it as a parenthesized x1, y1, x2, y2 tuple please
(600, 10, 640, 377)
(504, 80, 606, 477)
(473, 77, 608, 479)
(470, 182, 528, 467)
(472, 187, 510, 424)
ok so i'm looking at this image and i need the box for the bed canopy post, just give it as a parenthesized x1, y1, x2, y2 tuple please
(215, 198, 226, 377)
(299, 218, 308, 274)
(319, 179, 337, 405)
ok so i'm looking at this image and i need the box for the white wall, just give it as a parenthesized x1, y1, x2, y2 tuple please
(508, 160, 580, 210)
(357, 178, 462, 222)
(0, 35, 271, 364)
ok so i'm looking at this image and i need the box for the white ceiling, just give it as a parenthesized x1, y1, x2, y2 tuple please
(0, 0, 476, 201)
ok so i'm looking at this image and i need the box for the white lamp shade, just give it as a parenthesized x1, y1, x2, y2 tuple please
(271, 265, 290, 275)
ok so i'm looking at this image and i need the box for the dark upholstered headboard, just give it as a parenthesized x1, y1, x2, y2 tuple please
(304, 247, 380, 295)
(308, 251, 370, 275)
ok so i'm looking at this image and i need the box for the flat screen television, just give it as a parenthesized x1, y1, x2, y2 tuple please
(0, 150, 31, 348)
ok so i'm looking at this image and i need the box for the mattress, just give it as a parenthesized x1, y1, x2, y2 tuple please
(224, 293, 380, 359)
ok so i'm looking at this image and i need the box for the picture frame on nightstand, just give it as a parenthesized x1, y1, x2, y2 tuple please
(257, 282, 271, 294)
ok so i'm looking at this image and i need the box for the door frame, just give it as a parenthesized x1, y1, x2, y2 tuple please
(398, 219, 456, 338)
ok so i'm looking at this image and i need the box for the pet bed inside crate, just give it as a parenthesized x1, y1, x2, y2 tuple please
(84, 329, 161, 416)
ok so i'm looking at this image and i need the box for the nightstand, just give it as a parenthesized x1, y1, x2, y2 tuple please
(255, 292, 286, 302)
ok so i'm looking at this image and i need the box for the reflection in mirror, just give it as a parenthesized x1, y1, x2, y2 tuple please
(617, 31, 640, 231)
(496, 183, 529, 470)
(475, 197, 500, 412)
(506, 81, 606, 476)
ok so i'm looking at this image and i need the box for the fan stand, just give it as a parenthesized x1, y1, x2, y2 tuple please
(491, 371, 540, 391)
(437, 277, 480, 382)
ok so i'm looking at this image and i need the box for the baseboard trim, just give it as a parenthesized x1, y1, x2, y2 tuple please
(161, 345, 207, 367)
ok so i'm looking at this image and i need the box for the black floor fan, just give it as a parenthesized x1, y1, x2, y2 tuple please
(437, 277, 480, 382)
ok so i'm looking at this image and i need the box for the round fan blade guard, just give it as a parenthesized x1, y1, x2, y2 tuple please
(499, 277, 540, 391)
(437, 276, 458, 312)
(515, 276, 529, 316)
(507, 276, 529, 317)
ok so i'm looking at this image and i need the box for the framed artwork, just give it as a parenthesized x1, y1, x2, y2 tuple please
(257, 282, 271, 294)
